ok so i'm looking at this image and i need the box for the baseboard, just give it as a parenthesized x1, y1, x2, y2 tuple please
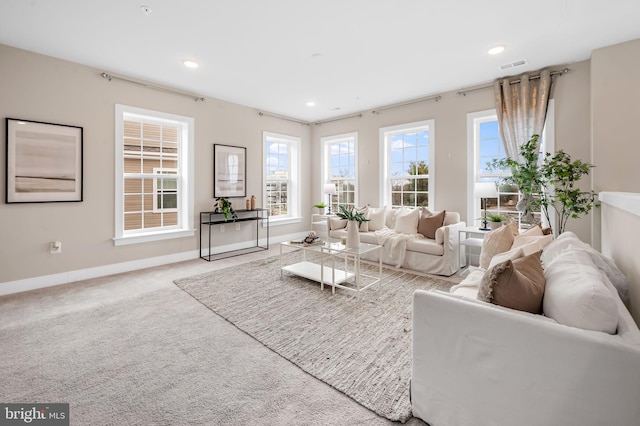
(0, 232, 307, 297)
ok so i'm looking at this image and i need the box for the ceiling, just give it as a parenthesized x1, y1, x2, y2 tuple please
(1, 1, 640, 123)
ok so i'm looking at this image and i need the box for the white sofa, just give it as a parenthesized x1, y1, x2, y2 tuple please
(411, 231, 640, 426)
(326, 207, 466, 276)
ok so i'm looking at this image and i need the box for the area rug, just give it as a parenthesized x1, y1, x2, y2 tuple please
(174, 251, 454, 422)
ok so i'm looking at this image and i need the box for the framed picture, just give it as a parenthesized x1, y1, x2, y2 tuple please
(6, 118, 83, 203)
(213, 144, 246, 198)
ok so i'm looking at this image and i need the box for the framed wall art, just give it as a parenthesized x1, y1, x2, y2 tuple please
(6, 118, 83, 203)
(213, 143, 246, 198)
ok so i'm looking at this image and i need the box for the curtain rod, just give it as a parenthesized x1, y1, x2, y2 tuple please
(257, 111, 310, 126)
(371, 94, 442, 115)
(314, 113, 363, 126)
(456, 67, 570, 96)
(100, 72, 206, 102)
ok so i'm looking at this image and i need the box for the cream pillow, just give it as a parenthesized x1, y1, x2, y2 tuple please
(367, 207, 387, 231)
(488, 247, 525, 269)
(355, 205, 370, 232)
(393, 208, 421, 235)
(512, 234, 554, 256)
(478, 250, 545, 314)
(479, 221, 519, 269)
(543, 248, 618, 334)
(385, 208, 398, 229)
(329, 217, 347, 231)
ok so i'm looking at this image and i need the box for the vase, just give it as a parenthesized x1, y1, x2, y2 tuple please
(346, 220, 360, 249)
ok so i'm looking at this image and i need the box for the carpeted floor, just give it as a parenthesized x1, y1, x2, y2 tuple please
(174, 250, 455, 423)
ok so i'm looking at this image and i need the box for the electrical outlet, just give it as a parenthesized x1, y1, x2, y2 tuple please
(220, 225, 225, 233)
(50, 241, 62, 254)
(235, 223, 241, 231)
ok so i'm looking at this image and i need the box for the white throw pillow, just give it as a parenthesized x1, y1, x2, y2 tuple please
(368, 206, 386, 231)
(393, 208, 421, 235)
(543, 248, 618, 334)
(329, 217, 347, 231)
(488, 247, 525, 269)
(355, 205, 370, 232)
(512, 234, 554, 256)
(385, 208, 398, 229)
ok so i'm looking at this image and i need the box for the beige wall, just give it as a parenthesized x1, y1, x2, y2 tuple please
(0, 44, 311, 285)
(311, 60, 593, 239)
(591, 38, 640, 250)
(5, 35, 633, 287)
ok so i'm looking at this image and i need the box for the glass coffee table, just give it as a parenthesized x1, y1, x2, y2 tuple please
(280, 240, 382, 295)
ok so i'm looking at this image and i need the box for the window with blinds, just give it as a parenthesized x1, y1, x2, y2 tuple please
(114, 105, 194, 245)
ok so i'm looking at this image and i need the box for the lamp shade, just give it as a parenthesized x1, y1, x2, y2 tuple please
(474, 182, 498, 198)
(324, 183, 337, 195)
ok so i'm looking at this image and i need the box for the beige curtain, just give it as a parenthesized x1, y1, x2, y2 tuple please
(494, 70, 553, 160)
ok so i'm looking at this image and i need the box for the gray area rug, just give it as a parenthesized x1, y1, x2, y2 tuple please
(174, 251, 454, 423)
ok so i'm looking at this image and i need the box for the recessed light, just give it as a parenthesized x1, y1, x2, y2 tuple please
(488, 45, 505, 55)
(141, 6, 152, 15)
(306, 101, 316, 107)
(183, 60, 199, 69)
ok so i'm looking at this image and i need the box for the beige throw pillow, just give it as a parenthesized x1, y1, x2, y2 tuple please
(393, 208, 421, 235)
(368, 207, 386, 231)
(478, 250, 545, 314)
(479, 221, 519, 269)
(417, 210, 446, 239)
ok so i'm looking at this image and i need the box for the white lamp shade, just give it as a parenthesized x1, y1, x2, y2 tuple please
(474, 182, 498, 198)
(324, 183, 337, 195)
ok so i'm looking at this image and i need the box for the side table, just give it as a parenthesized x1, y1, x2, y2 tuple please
(458, 226, 491, 274)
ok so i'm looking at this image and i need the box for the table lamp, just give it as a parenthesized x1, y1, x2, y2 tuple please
(474, 182, 498, 231)
(324, 183, 337, 214)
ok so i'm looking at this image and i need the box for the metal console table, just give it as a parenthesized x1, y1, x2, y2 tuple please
(199, 208, 269, 261)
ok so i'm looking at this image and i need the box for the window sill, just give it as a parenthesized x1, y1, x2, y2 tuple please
(266, 216, 302, 227)
(113, 228, 195, 246)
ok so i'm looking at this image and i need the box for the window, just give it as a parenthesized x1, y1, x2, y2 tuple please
(114, 105, 194, 245)
(467, 102, 554, 227)
(321, 133, 357, 211)
(380, 120, 434, 208)
(263, 132, 301, 224)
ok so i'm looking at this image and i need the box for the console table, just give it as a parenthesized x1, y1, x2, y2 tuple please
(199, 209, 269, 261)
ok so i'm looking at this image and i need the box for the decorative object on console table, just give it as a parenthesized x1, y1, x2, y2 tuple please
(324, 183, 337, 214)
(336, 204, 369, 249)
(250, 195, 256, 210)
(214, 197, 238, 221)
(474, 182, 498, 231)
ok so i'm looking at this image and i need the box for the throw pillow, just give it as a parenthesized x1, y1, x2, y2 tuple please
(543, 248, 618, 334)
(478, 250, 545, 314)
(521, 224, 544, 236)
(385, 208, 398, 229)
(393, 208, 421, 235)
(329, 217, 347, 231)
(367, 207, 387, 231)
(355, 205, 370, 232)
(511, 234, 554, 256)
(417, 210, 446, 239)
(487, 246, 525, 270)
(478, 221, 519, 269)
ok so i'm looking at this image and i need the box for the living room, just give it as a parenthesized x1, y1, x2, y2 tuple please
(2, 1, 640, 425)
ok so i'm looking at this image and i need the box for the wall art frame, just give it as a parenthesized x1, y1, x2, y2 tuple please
(5, 118, 83, 203)
(213, 143, 246, 198)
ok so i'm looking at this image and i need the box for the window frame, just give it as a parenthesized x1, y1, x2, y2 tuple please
(321, 132, 358, 210)
(466, 101, 555, 228)
(114, 104, 194, 246)
(263, 131, 301, 226)
(379, 119, 435, 209)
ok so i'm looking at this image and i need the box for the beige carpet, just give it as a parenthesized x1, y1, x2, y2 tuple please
(174, 251, 454, 423)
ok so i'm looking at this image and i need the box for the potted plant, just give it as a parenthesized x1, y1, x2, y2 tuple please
(214, 197, 238, 222)
(486, 213, 508, 230)
(335, 205, 369, 249)
(313, 202, 326, 215)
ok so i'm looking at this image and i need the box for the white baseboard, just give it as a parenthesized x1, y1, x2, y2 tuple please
(0, 232, 308, 296)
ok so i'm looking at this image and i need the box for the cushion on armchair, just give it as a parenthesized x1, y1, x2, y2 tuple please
(417, 210, 445, 239)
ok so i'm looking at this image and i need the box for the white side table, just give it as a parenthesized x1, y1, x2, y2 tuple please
(458, 226, 491, 274)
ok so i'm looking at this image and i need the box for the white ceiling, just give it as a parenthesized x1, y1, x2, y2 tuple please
(2, 0, 640, 122)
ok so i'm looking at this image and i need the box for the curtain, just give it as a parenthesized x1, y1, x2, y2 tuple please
(493, 69, 553, 160)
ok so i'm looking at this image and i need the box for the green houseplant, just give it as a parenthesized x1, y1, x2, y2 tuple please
(313, 202, 326, 215)
(487, 134, 599, 235)
(335, 205, 369, 226)
(486, 213, 508, 230)
(215, 197, 238, 222)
